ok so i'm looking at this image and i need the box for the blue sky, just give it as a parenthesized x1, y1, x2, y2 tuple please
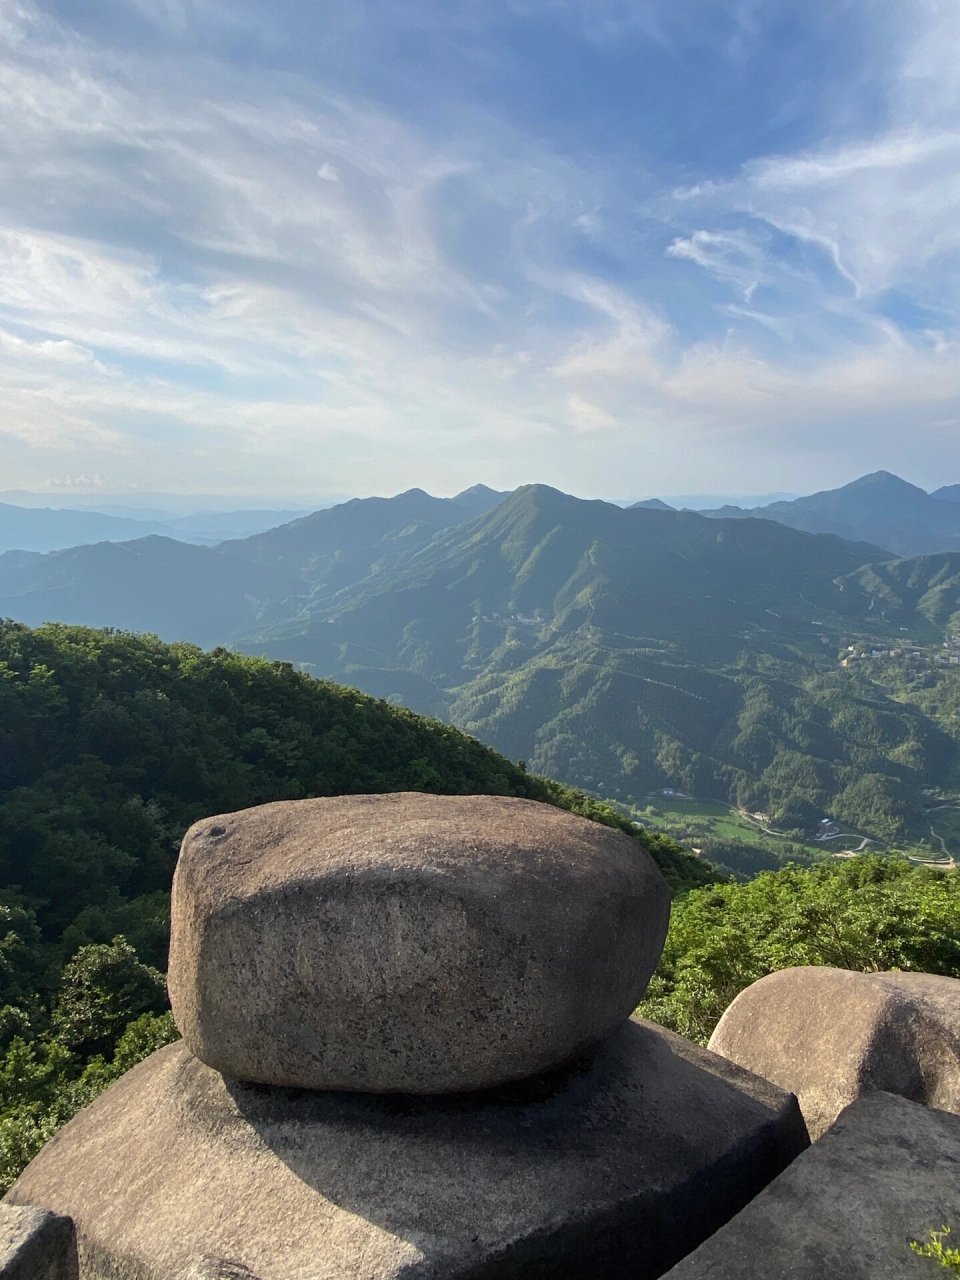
(1, 0, 959, 500)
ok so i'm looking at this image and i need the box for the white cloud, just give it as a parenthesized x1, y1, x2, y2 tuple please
(565, 392, 618, 432)
(0, 326, 109, 372)
(741, 131, 960, 299)
(0, 0, 959, 496)
(666, 229, 771, 298)
(669, 0, 960, 312)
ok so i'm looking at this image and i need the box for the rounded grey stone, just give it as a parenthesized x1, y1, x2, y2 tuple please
(167, 792, 671, 1092)
(708, 966, 960, 1138)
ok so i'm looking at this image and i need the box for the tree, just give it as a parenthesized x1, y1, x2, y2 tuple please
(52, 938, 167, 1059)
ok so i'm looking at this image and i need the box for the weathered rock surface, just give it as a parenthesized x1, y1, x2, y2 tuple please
(708, 966, 960, 1137)
(168, 793, 671, 1092)
(6, 1020, 808, 1280)
(0, 1203, 76, 1279)
(661, 1091, 960, 1279)
(175, 1260, 261, 1280)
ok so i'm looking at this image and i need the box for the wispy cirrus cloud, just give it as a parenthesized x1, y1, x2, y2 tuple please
(0, 0, 958, 498)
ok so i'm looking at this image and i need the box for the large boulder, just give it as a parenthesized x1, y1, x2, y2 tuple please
(708, 966, 960, 1137)
(168, 793, 671, 1092)
(662, 1091, 960, 1280)
(6, 1020, 809, 1280)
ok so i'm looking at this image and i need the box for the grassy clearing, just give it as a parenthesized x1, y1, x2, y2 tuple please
(640, 795, 827, 855)
(630, 794, 873, 879)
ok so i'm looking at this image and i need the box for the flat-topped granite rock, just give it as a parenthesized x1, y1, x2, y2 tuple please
(6, 1019, 809, 1280)
(708, 966, 960, 1138)
(168, 793, 671, 1092)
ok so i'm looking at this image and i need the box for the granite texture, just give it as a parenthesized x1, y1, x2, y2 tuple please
(6, 1019, 808, 1280)
(709, 966, 960, 1137)
(168, 792, 671, 1092)
(662, 1091, 960, 1279)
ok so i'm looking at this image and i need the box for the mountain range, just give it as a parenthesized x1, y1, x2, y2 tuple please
(6, 470, 960, 558)
(3, 473, 960, 845)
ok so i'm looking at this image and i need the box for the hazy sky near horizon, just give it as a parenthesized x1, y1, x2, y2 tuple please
(2, 0, 960, 500)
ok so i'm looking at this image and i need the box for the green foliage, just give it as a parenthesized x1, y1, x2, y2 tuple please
(911, 1227, 960, 1275)
(638, 858, 960, 1044)
(0, 924, 177, 1193)
(0, 898, 47, 1013)
(52, 938, 166, 1058)
(0, 1008, 179, 1194)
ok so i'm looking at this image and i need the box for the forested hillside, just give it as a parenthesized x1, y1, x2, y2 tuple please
(244, 487, 960, 844)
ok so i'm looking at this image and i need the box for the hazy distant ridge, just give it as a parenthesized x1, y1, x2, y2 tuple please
(695, 471, 960, 557)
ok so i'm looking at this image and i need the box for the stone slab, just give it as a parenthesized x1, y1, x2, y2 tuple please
(662, 1091, 960, 1279)
(6, 1019, 808, 1280)
(0, 1203, 76, 1279)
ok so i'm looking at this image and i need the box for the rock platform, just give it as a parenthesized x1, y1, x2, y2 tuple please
(6, 1020, 807, 1280)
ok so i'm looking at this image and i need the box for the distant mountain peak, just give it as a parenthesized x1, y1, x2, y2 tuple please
(699, 468, 960, 557)
(503, 483, 582, 513)
(842, 470, 926, 496)
(449, 484, 510, 517)
(454, 484, 500, 500)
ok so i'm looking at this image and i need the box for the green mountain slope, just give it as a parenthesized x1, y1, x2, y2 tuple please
(5, 485, 960, 849)
(218, 486, 507, 591)
(0, 537, 300, 647)
(0, 488, 509, 648)
(239, 487, 957, 842)
(253, 484, 885, 667)
(841, 553, 960, 629)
